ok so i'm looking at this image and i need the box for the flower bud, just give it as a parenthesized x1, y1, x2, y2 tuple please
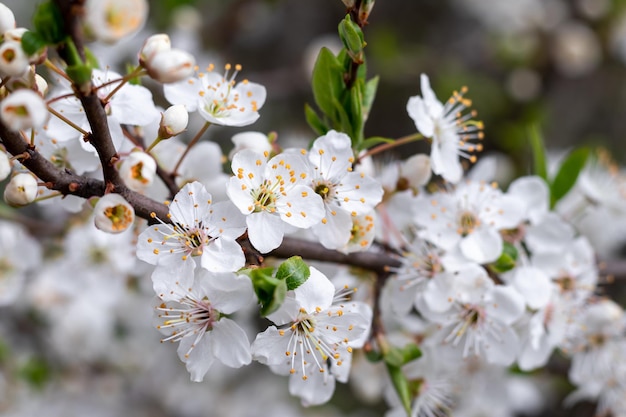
(145, 49, 196, 84)
(93, 193, 135, 234)
(118, 151, 157, 192)
(0, 149, 11, 181)
(399, 154, 431, 191)
(158, 104, 188, 139)
(0, 40, 29, 77)
(139, 34, 171, 66)
(0, 3, 16, 35)
(4, 173, 38, 206)
(85, 0, 148, 43)
(229, 131, 272, 160)
(0, 89, 49, 131)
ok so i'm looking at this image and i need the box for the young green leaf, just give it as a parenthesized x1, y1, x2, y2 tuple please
(362, 76, 379, 122)
(528, 125, 548, 181)
(304, 103, 328, 136)
(20, 31, 47, 56)
(276, 256, 310, 291)
(386, 363, 412, 415)
(489, 242, 518, 273)
(550, 147, 589, 207)
(248, 267, 288, 316)
(311, 47, 345, 123)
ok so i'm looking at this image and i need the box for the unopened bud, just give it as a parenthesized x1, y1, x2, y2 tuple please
(118, 151, 157, 192)
(139, 34, 171, 66)
(93, 193, 135, 234)
(0, 149, 11, 181)
(0, 89, 48, 131)
(338, 15, 365, 59)
(358, 0, 375, 23)
(4, 172, 38, 206)
(0, 41, 29, 77)
(340, 0, 356, 9)
(229, 131, 272, 160)
(145, 49, 195, 83)
(0, 3, 16, 35)
(399, 154, 431, 191)
(158, 104, 188, 139)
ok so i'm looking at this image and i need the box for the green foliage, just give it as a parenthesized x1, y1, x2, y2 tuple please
(489, 242, 518, 273)
(338, 15, 365, 61)
(32, 1, 66, 45)
(18, 357, 51, 389)
(386, 363, 412, 415)
(20, 31, 47, 56)
(550, 147, 589, 208)
(247, 257, 310, 316)
(383, 343, 422, 368)
(275, 256, 310, 291)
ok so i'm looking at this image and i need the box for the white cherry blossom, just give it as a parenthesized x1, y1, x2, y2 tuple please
(307, 130, 384, 249)
(226, 149, 324, 253)
(155, 270, 254, 382)
(252, 267, 372, 406)
(136, 181, 247, 278)
(407, 74, 484, 183)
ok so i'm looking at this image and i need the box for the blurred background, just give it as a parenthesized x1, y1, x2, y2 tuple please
(1, 0, 626, 416)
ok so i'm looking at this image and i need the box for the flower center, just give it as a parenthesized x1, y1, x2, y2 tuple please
(457, 210, 479, 236)
(251, 180, 279, 213)
(313, 180, 335, 203)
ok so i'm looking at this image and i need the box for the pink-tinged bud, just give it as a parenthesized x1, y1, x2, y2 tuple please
(139, 34, 171, 66)
(0, 89, 48, 131)
(85, 0, 148, 43)
(4, 173, 38, 206)
(0, 40, 29, 77)
(0, 3, 16, 35)
(0, 149, 11, 181)
(145, 49, 195, 84)
(118, 151, 157, 191)
(93, 193, 135, 234)
(158, 104, 188, 139)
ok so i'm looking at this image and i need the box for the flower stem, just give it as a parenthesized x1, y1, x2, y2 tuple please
(356, 132, 424, 163)
(47, 106, 90, 137)
(101, 66, 147, 103)
(172, 122, 211, 176)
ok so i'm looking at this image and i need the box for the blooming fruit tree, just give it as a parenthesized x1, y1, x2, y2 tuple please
(0, 1, 625, 416)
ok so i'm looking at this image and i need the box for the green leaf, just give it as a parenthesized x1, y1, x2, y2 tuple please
(32, 1, 65, 44)
(550, 147, 590, 207)
(248, 267, 288, 316)
(528, 125, 548, 181)
(362, 76, 379, 122)
(332, 95, 354, 138)
(276, 256, 310, 291)
(384, 344, 423, 367)
(387, 363, 412, 415)
(304, 103, 328, 136)
(338, 14, 365, 58)
(18, 357, 50, 389)
(490, 242, 518, 273)
(311, 47, 345, 123)
(360, 136, 394, 150)
(20, 31, 47, 56)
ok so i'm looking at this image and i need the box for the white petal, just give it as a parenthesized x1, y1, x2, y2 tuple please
(251, 326, 290, 367)
(210, 318, 251, 368)
(294, 267, 335, 313)
(164, 77, 202, 111)
(309, 130, 353, 179)
(510, 266, 552, 310)
(197, 270, 254, 314)
(406, 96, 434, 137)
(486, 285, 525, 325)
(277, 185, 325, 228)
(247, 211, 285, 253)
(312, 205, 352, 249)
(289, 368, 336, 406)
(207, 201, 247, 239)
(178, 332, 215, 382)
(459, 227, 502, 264)
(200, 237, 245, 273)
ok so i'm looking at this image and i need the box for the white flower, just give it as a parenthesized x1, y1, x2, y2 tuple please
(0, 40, 29, 77)
(251, 267, 372, 406)
(4, 172, 38, 206)
(136, 181, 247, 276)
(118, 151, 157, 191)
(155, 270, 253, 382)
(339, 211, 377, 253)
(414, 180, 525, 265)
(84, 0, 148, 43)
(407, 74, 484, 183)
(417, 264, 525, 365)
(164, 64, 266, 127)
(0, 89, 48, 131)
(93, 193, 135, 234)
(158, 104, 188, 138)
(227, 149, 324, 253)
(307, 130, 384, 249)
